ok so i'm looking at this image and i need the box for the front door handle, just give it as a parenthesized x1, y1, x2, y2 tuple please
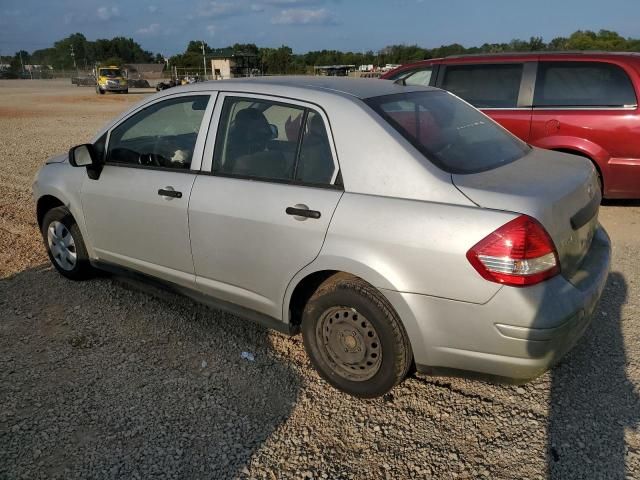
(286, 205, 321, 220)
(158, 187, 182, 199)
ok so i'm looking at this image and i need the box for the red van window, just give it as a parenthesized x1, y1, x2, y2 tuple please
(534, 62, 637, 108)
(441, 64, 524, 108)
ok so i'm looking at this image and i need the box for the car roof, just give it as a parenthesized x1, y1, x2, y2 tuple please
(157, 76, 436, 100)
(385, 51, 640, 75)
(444, 51, 640, 60)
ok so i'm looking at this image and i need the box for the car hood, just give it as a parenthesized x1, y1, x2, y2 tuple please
(45, 153, 68, 165)
(452, 147, 601, 280)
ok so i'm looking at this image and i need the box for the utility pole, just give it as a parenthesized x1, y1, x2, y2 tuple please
(201, 41, 207, 80)
(19, 51, 24, 73)
(70, 44, 77, 74)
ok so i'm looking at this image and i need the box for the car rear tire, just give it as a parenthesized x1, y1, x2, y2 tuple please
(301, 273, 413, 398)
(41, 207, 94, 280)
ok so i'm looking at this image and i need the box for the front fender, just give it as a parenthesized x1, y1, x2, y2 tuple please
(33, 162, 95, 258)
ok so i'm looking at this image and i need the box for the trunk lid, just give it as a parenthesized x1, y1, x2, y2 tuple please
(452, 148, 601, 280)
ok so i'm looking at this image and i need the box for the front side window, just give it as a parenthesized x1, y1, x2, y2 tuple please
(441, 63, 524, 108)
(403, 68, 433, 87)
(107, 96, 209, 169)
(213, 97, 336, 184)
(534, 61, 637, 108)
(367, 90, 530, 174)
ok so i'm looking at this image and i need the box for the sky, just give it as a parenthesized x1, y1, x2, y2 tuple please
(0, 0, 639, 57)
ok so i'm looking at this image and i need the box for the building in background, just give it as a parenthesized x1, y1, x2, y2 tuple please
(314, 65, 356, 76)
(123, 64, 164, 81)
(209, 48, 260, 80)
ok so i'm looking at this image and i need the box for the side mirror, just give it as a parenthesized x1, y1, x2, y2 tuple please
(269, 123, 279, 140)
(69, 144, 95, 167)
(68, 144, 103, 180)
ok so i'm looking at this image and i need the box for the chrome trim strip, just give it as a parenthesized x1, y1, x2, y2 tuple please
(479, 108, 531, 111)
(531, 106, 637, 111)
(480, 106, 638, 111)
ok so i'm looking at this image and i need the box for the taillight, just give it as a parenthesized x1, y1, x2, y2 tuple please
(466, 215, 560, 287)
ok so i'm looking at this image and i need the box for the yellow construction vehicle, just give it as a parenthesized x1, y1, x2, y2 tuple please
(95, 65, 128, 94)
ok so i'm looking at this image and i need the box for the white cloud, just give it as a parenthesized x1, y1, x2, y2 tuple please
(148, 5, 158, 13)
(206, 24, 217, 36)
(271, 8, 336, 25)
(198, 1, 245, 17)
(261, 0, 323, 4)
(97, 6, 120, 21)
(137, 23, 161, 35)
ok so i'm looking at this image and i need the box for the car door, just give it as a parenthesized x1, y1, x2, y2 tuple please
(529, 60, 640, 198)
(437, 62, 534, 142)
(189, 93, 343, 320)
(80, 93, 215, 287)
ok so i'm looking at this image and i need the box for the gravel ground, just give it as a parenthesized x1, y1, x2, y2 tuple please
(1, 80, 639, 480)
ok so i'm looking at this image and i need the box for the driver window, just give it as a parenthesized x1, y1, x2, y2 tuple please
(107, 95, 209, 169)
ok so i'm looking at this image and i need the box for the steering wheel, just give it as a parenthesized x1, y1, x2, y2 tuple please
(135, 135, 171, 167)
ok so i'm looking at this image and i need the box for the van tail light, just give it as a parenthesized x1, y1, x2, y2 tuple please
(466, 215, 560, 287)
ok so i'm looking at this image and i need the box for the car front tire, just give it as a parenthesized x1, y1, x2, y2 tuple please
(41, 207, 94, 280)
(301, 273, 413, 398)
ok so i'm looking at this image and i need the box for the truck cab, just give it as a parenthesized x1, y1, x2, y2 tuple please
(96, 66, 128, 94)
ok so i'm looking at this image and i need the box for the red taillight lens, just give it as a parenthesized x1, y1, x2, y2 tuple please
(466, 215, 560, 287)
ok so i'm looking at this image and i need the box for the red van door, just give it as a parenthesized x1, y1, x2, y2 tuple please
(529, 60, 640, 198)
(437, 62, 533, 141)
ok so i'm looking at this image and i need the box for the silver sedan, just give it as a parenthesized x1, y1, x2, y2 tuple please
(33, 77, 610, 398)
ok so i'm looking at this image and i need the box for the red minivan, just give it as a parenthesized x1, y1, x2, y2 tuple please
(382, 53, 640, 199)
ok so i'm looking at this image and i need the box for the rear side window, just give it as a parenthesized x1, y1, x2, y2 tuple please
(213, 97, 337, 185)
(534, 62, 637, 108)
(366, 91, 530, 174)
(441, 64, 524, 108)
(296, 111, 335, 184)
(213, 98, 304, 181)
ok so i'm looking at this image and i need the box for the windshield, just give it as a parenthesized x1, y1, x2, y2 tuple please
(100, 69, 122, 78)
(366, 90, 530, 174)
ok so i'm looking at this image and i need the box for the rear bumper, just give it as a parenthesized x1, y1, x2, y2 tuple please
(383, 226, 611, 380)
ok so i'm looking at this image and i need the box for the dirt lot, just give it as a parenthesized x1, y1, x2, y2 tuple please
(1, 79, 639, 480)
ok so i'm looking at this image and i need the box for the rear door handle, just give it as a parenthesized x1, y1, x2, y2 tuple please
(286, 206, 321, 220)
(158, 188, 182, 199)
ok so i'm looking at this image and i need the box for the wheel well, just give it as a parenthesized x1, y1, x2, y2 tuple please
(288, 270, 339, 328)
(37, 195, 65, 228)
(552, 148, 604, 191)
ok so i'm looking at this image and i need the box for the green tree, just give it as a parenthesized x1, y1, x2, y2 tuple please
(10, 50, 30, 72)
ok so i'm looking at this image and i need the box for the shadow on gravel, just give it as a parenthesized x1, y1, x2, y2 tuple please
(547, 272, 639, 479)
(1, 266, 301, 479)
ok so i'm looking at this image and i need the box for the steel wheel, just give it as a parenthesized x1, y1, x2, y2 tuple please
(315, 306, 382, 382)
(47, 220, 77, 271)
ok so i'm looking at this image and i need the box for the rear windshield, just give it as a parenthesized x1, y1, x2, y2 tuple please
(366, 90, 530, 174)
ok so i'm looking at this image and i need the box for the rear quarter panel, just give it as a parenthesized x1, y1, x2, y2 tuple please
(529, 56, 640, 198)
(301, 192, 519, 304)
